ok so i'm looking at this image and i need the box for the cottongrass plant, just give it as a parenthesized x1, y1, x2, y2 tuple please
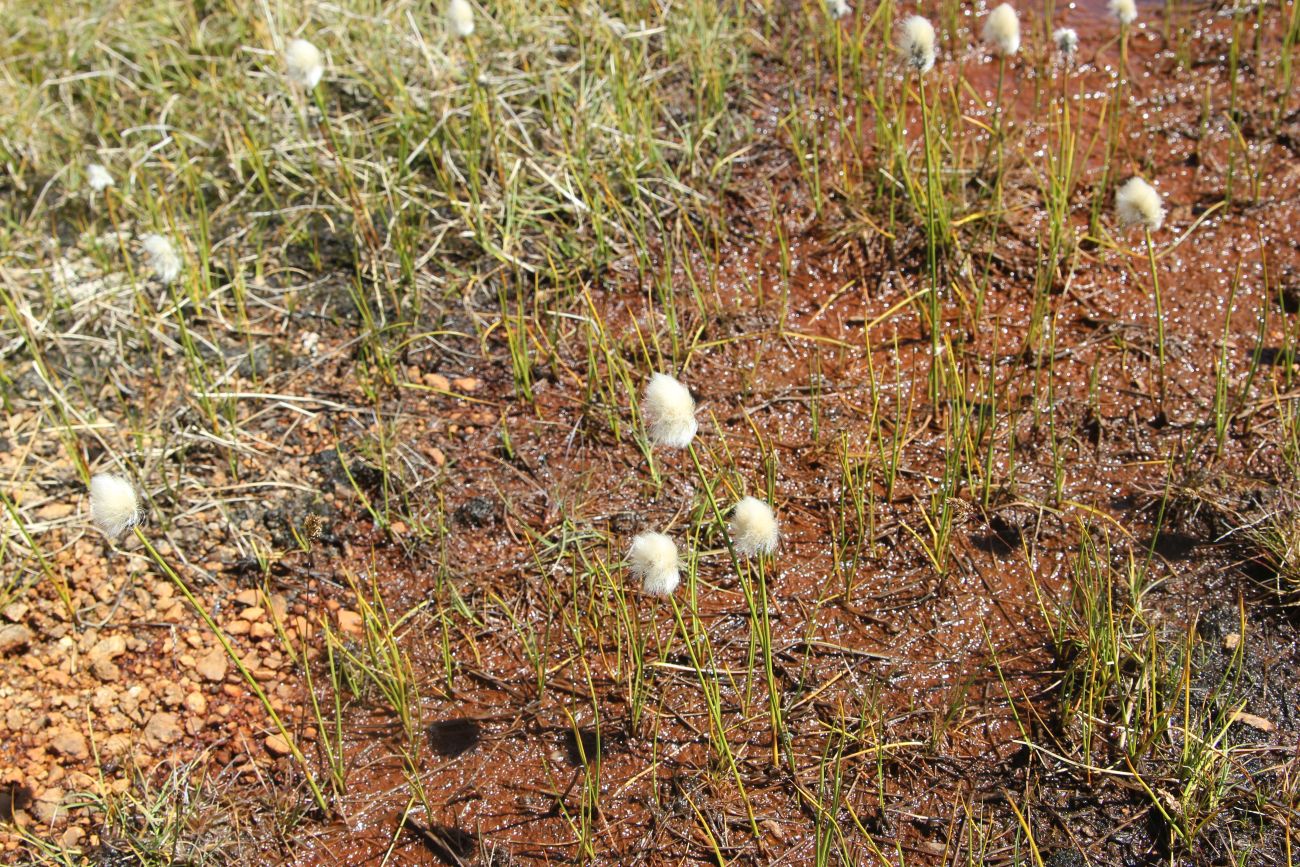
(728, 496, 784, 766)
(284, 38, 324, 90)
(1095, 0, 1137, 235)
(983, 4, 1021, 57)
(85, 164, 113, 193)
(898, 15, 936, 74)
(641, 373, 697, 449)
(730, 497, 779, 558)
(628, 532, 680, 596)
(84, 473, 329, 813)
(982, 4, 1020, 196)
(89, 473, 141, 538)
(448, 0, 475, 37)
(828, 0, 851, 20)
(1116, 177, 1168, 415)
(1110, 0, 1138, 25)
(139, 234, 182, 285)
(1053, 27, 1079, 62)
(896, 15, 946, 402)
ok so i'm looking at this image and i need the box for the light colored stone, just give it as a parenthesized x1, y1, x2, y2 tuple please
(48, 729, 88, 760)
(143, 712, 183, 750)
(35, 502, 75, 521)
(337, 610, 363, 636)
(264, 734, 293, 757)
(195, 647, 227, 682)
(31, 787, 65, 824)
(0, 624, 34, 655)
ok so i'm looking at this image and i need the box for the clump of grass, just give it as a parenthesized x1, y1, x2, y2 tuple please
(1241, 499, 1300, 601)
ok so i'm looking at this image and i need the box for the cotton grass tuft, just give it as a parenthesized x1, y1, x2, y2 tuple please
(86, 164, 113, 193)
(642, 373, 697, 449)
(897, 15, 937, 74)
(1053, 27, 1079, 59)
(982, 4, 1020, 57)
(628, 532, 680, 597)
(284, 39, 324, 90)
(1115, 177, 1165, 232)
(140, 234, 182, 284)
(730, 497, 779, 558)
(1109, 0, 1137, 25)
(89, 473, 141, 539)
(448, 0, 475, 37)
(828, 0, 851, 19)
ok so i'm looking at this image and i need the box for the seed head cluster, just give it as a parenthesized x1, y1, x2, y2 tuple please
(140, 234, 182, 284)
(1053, 27, 1079, 59)
(448, 0, 475, 37)
(897, 15, 937, 74)
(1110, 0, 1138, 25)
(284, 38, 325, 90)
(628, 532, 680, 596)
(1115, 177, 1165, 233)
(86, 164, 114, 192)
(730, 497, 779, 558)
(642, 373, 697, 449)
(982, 4, 1021, 57)
(89, 473, 141, 539)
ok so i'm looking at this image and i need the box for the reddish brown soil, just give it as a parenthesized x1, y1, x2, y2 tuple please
(264, 3, 1300, 863)
(8, 0, 1300, 864)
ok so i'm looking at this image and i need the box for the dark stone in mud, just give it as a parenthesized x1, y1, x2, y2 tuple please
(455, 496, 497, 527)
(427, 718, 481, 757)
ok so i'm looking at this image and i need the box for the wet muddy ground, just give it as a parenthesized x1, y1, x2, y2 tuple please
(6, 0, 1300, 864)
(252, 3, 1300, 863)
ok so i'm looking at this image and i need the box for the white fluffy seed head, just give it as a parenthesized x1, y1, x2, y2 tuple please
(448, 0, 475, 37)
(628, 532, 680, 597)
(1115, 177, 1165, 232)
(89, 473, 140, 539)
(828, 0, 852, 19)
(86, 163, 113, 192)
(730, 497, 779, 558)
(140, 234, 182, 284)
(982, 4, 1020, 57)
(1053, 27, 1079, 58)
(1110, 0, 1137, 25)
(284, 38, 324, 90)
(642, 373, 697, 449)
(898, 15, 937, 73)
